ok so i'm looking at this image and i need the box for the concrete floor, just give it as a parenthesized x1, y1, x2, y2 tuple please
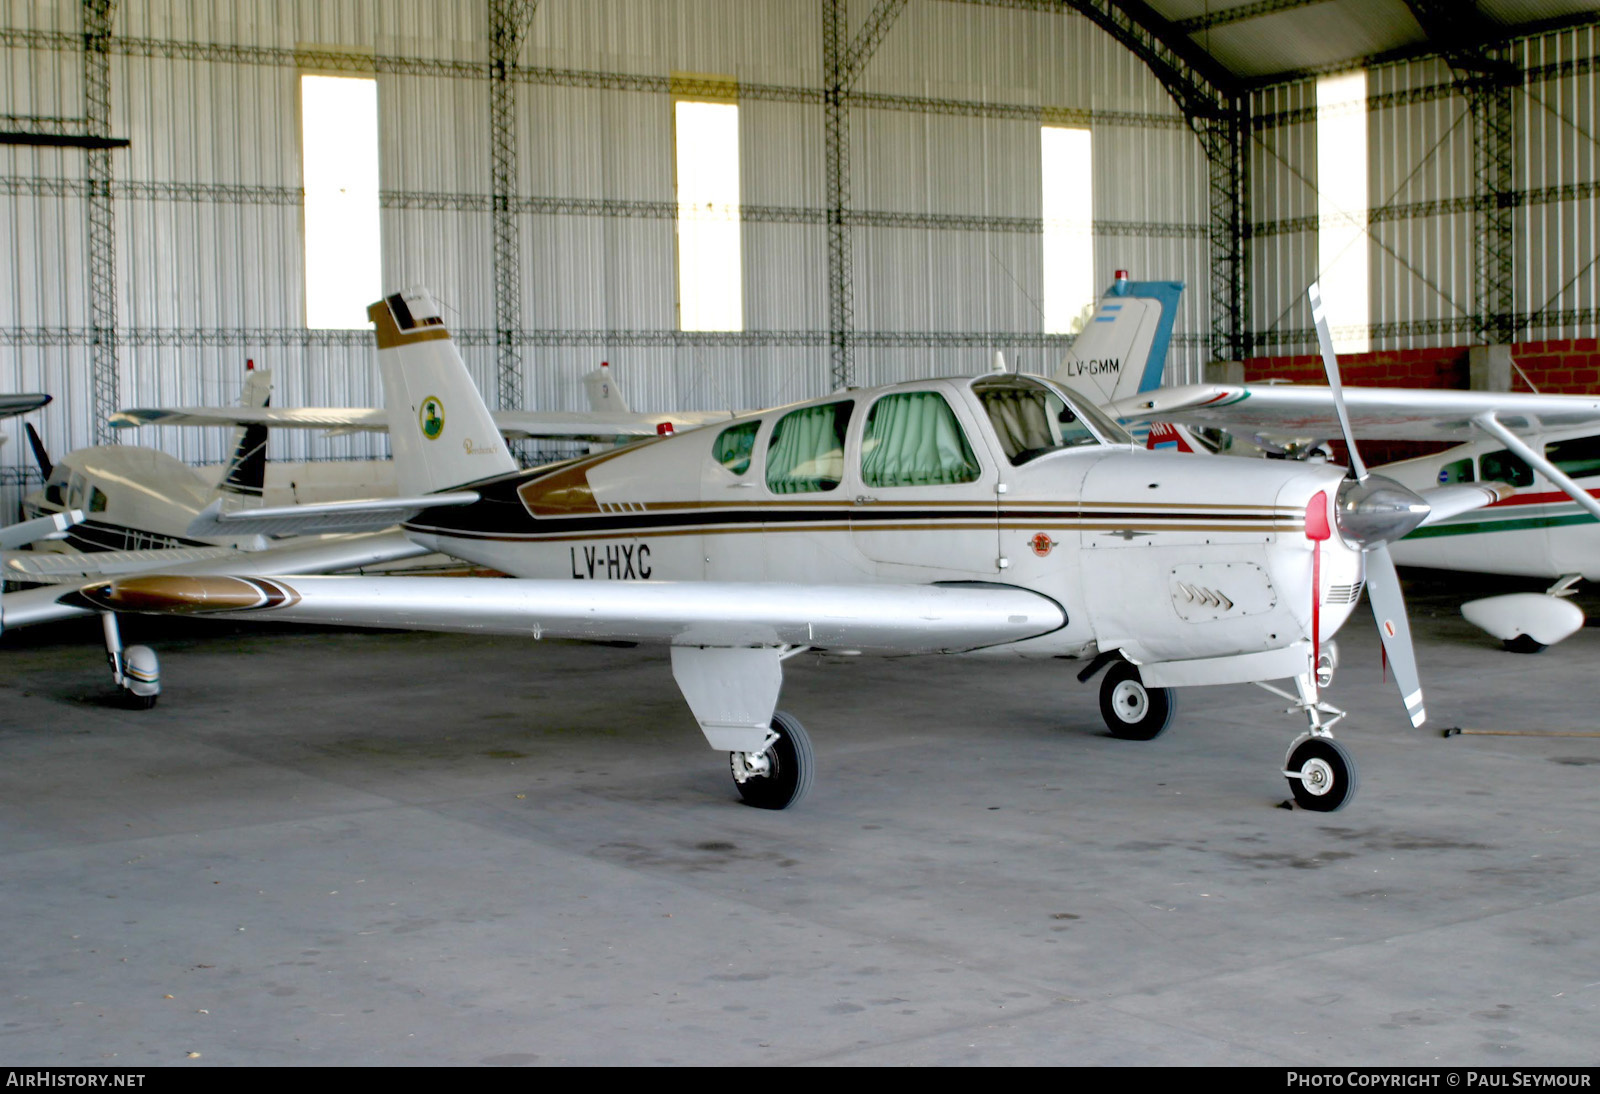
(3, 575, 1599, 1066)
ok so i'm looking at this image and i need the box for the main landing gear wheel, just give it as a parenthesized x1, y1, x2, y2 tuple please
(1503, 634, 1548, 654)
(1284, 737, 1359, 812)
(1098, 662, 1175, 741)
(730, 710, 814, 810)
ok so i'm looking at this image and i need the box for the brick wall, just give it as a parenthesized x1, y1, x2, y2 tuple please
(1234, 339, 1600, 465)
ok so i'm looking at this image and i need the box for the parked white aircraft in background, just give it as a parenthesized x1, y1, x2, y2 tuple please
(72, 284, 1513, 813)
(1109, 377, 1600, 654)
(0, 394, 81, 550)
(2, 369, 436, 704)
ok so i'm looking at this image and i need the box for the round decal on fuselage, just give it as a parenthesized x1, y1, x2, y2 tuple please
(419, 396, 445, 440)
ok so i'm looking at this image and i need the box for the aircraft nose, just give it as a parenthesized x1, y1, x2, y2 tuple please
(1333, 474, 1430, 548)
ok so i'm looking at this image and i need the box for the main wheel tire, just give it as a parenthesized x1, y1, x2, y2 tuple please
(731, 710, 814, 810)
(1098, 662, 1174, 740)
(123, 691, 158, 710)
(1285, 737, 1358, 812)
(1504, 634, 1548, 654)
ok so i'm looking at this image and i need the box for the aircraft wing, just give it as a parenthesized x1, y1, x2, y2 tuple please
(72, 574, 1068, 655)
(109, 406, 389, 432)
(1, 530, 431, 632)
(111, 405, 736, 441)
(1, 393, 51, 419)
(0, 510, 81, 552)
(1107, 384, 1600, 442)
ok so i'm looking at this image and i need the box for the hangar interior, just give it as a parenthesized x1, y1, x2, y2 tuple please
(3, 0, 1597, 518)
(6, 1, 1600, 1068)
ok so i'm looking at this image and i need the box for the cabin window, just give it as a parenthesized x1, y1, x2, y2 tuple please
(1435, 458, 1475, 485)
(766, 402, 852, 494)
(1546, 435, 1600, 480)
(67, 473, 86, 509)
(89, 487, 108, 513)
(973, 377, 1099, 465)
(861, 392, 980, 487)
(713, 421, 760, 476)
(43, 471, 66, 506)
(1480, 448, 1534, 488)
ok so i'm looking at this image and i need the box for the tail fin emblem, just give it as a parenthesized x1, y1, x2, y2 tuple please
(420, 396, 445, 441)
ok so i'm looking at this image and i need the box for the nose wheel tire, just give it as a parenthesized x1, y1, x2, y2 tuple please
(1285, 737, 1358, 812)
(1098, 662, 1175, 741)
(730, 710, 814, 810)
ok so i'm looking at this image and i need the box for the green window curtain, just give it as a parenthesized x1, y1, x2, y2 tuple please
(766, 403, 851, 493)
(862, 392, 980, 487)
(713, 421, 760, 476)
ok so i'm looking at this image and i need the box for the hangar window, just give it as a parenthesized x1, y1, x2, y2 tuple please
(1481, 448, 1534, 488)
(674, 93, 743, 332)
(862, 392, 980, 488)
(1546, 435, 1600, 480)
(1041, 126, 1094, 335)
(301, 74, 382, 330)
(1316, 70, 1369, 354)
(767, 402, 852, 493)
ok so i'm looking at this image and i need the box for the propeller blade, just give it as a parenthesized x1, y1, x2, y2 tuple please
(24, 422, 52, 479)
(1307, 281, 1368, 481)
(1365, 545, 1425, 727)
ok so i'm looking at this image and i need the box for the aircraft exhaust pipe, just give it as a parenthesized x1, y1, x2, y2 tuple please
(1333, 475, 1430, 549)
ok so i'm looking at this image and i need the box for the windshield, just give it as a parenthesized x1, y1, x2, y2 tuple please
(972, 375, 1132, 464)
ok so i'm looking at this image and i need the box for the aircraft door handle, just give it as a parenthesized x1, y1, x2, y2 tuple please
(854, 495, 878, 505)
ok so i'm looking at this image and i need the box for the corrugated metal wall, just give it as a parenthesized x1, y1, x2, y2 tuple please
(1249, 22, 1600, 358)
(0, 0, 1216, 518)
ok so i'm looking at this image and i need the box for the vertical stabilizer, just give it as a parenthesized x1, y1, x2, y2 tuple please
(216, 364, 271, 505)
(583, 361, 631, 413)
(370, 288, 517, 496)
(1055, 273, 1183, 406)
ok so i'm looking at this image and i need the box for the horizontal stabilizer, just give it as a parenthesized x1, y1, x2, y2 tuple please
(74, 575, 1068, 654)
(111, 404, 732, 442)
(187, 492, 478, 538)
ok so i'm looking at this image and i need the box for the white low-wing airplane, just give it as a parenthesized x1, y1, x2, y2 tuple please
(70, 285, 1503, 813)
(1105, 356, 1600, 654)
(3, 369, 440, 704)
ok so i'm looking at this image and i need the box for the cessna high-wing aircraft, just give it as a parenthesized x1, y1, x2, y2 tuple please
(1107, 370, 1600, 654)
(72, 284, 1504, 813)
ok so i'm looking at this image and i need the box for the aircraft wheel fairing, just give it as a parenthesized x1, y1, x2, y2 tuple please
(1099, 662, 1174, 741)
(731, 710, 813, 810)
(1285, 737, 1358, 812)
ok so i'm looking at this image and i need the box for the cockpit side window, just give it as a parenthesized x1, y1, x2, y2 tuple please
(712, 421, 760, 476)
(1546, 434, 1600, 480)
(973, 377, 1099, 465)
(89, 486, 109, 513)
(766, 401, 853, 493)
(862, 391, 981, 487)
(1436, 457, 1474, 485)
(1480, 448, 1534, 488)
(43, 468, 68, 506)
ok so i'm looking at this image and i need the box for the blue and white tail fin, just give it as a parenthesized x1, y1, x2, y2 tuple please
(1054, 272, 1183, 408)
(369, 288, 517, 496)
(215, 364, 271, 505)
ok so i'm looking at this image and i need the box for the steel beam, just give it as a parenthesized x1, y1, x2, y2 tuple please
(84, 0, 118, 446)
